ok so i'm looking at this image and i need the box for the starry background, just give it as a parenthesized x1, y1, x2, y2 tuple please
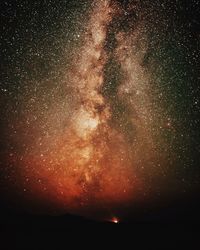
(0, 0, 200, 222)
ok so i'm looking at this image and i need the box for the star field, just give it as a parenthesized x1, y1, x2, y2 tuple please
(0, 0, 200, 219)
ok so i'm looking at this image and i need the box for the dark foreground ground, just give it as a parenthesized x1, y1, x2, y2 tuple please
(0, 193, 200, 249)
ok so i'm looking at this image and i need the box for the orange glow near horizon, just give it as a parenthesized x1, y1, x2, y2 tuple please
(111, 217, 119, 224)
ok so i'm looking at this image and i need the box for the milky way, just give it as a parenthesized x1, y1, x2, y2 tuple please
(1, 0, 200, 219)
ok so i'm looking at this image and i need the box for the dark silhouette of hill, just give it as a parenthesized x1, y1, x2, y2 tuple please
(0, 193, 200, 249)
(0, 190, 200, 231)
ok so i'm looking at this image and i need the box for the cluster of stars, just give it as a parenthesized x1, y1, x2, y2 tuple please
(0, 0, 199, 219)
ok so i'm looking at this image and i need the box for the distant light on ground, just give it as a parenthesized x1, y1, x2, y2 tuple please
(111, 217, 119, 224)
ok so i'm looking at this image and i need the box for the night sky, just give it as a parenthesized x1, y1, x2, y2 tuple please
(0, 0, 200, 222)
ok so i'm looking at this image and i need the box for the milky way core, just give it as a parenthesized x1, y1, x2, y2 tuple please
(1, 0, 199, 219)
(22, 0, 142, 214)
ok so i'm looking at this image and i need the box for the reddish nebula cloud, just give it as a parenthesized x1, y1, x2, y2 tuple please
(2, 0, 173, 219)
(23, 0, 140, 214)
